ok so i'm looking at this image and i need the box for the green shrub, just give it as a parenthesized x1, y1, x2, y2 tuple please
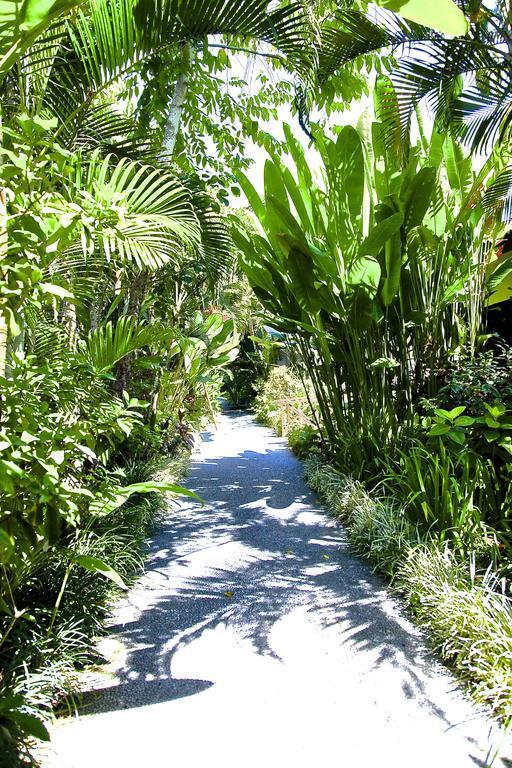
(224, 334, 272, 408)
(304, 457, 418, 577)
(397, 545, 512, 722)
(254, 366, 308, 434)
(287, 424, 321, 459)
(382, 442, 498, 549)
(438, 344, 512, 415)
(0, 451, 189, 765)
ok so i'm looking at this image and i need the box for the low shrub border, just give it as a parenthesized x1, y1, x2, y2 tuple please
(304, 456, 512, 726)
(1, 449, 191, 767)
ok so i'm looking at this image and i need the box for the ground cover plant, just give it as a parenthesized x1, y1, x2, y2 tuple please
(304, 457, 512, 724)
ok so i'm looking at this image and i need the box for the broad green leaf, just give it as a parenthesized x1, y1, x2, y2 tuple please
(359, 212, 403, 257)
(75, 555, 128, 590)
(282, 123, 313, 215)
(369, 356, 399, 370)
(266, 194, 307, 247)
(375, 0, 468, 37)
(448, 406, 466, 419)
(282, 243, 323, 313)
(279, 163, 313, 234)
(428, 424, 451, 436)
(235, 171, 266, 225)
(0, 528, 14, 564)
(402, 167, 436, 231)
(348, 256, 381, 297)
(335, 126, 365, 221)
(40, 283, 75, 300)
(264, 160, 289, 217)
(444, 137, 472, 199)
(435, 406, 465, 420)
(0, 0, 79, 76)
(90, 481, 201, 517)
(455, 416, 475, 427)
(442, 278, 464, 303)
(5, 711, 50, 741)
(487, 263, 512, 306)
(381, 235, 402, 306)
(484, 403, 507, 417)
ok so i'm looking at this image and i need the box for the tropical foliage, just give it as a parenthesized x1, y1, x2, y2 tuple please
(2, 0, 512, 760)
(236, 84, 494, 463)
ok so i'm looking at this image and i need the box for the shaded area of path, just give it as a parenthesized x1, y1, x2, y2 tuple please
(43, 411, 511, 768)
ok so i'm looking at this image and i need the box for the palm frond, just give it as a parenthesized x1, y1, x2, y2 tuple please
(50, 0, 314, 103)
(77, 315, 173, 373)
(317, 8, 434, 83)
(72, 151, 201, 269)
(0, 0, 78, 77)
(16, 22, 66, 110)
(316, 5, 512, 155)
(62, 100, 158, 158)
(451, 78, 512, 156)
(482, 166, 512, 224)
(374, 75, 404, 163)
(189, 187, 235, 286)
(390, 39, 501, 143)
(9, 0, 314, 157)
(25, 316, 70, 358)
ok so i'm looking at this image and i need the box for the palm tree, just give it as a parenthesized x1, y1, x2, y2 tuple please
(1, 0, 315, 375)
(315, 1, 512, 156)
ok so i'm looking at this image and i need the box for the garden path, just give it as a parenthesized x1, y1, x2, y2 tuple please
(43, 410, 511, 768)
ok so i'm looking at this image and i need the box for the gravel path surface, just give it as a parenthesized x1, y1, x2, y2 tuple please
(43, 411, 511, 768)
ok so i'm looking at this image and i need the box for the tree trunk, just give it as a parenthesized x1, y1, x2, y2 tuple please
(160, 41, 195, 160)
(115, 270, 148, 396)
(60, 299, 77, 350)
(0, 187, 7, 379)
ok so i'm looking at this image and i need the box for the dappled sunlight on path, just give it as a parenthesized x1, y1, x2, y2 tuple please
(42, 412, 511, 768)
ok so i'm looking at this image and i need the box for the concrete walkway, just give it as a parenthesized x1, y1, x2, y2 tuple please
(43, 411, 511, 768)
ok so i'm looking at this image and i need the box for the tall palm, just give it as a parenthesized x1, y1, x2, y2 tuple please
(2, 0, 314, 367)
(6, 0, 315, 158)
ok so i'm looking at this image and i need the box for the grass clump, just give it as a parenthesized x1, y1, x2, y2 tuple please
(303, 456, 512, 724)
(398, 545, 512, 721)
(304, 457, 418, 578)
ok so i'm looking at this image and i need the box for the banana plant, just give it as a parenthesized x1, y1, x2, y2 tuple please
(234, 84, 497, 472)
(158, 311, 239, 420)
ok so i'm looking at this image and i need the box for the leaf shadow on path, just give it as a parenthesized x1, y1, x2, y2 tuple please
(76, 413, 501, 768)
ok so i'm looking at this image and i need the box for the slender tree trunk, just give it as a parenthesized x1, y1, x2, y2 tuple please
(115, 270, 148, 396)
(90, 300, 101, 332)
(60, 299, 77, 350)
(0, 188, 7, 379)
(0, 106, 7, 378)
(160, 41, 195, 160)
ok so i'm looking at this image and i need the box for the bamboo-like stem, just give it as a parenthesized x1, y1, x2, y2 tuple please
(47, 562, 73, 635)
